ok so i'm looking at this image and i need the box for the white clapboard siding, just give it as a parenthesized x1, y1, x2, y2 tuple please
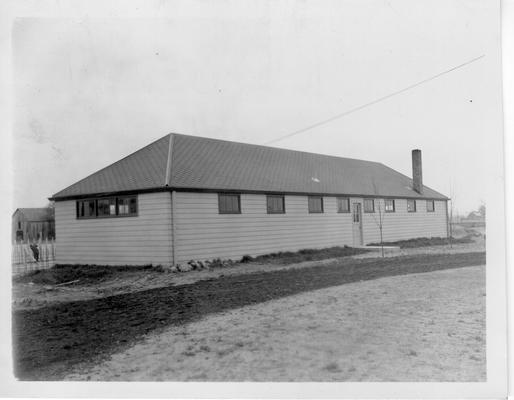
(55, 192, 173, 266)
(174, 192, 354, 263)
(362, 199, 447, 244)
(173, 192, 448, 263)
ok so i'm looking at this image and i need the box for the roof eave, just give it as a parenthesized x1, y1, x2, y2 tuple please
(50, 184, 448, 202)
(49, 186, 170, 202)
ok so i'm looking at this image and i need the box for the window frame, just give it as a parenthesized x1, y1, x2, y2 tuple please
(76, 199, 97, 219)
(407, 199, 417, 213)
(363, 198, 375, 213)
(308, 195, 324, 213)
(337, 197, 350, 213)
(96, 197, 117, 218)
(76, 195, 138, 219)
(266, 194, 286, 214)
(218, 193, 242, 214)
(384, 199, 395, 213)
(117, 196, 138, 217)
(426, 200, 435, 212)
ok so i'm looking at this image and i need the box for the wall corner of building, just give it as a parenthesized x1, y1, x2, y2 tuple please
(170, 190, 176, 266)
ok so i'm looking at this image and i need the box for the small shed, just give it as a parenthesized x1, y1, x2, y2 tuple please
(12, 208, 55, 242)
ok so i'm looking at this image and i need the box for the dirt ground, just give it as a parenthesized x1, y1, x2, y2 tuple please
(12, 236, 485, 312)
(12, 251, 485, 380)
(65, 264, 485, 381)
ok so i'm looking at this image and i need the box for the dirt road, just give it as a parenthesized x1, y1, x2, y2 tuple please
(12, 251, 485, 380)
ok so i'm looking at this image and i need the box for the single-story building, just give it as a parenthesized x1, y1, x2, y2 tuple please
(12, 207, 55, 243)
(50, 133, 449, 266)
(459, 211, 485, 227)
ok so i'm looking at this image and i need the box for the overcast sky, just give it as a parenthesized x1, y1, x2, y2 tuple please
(12, 0, 502, 214)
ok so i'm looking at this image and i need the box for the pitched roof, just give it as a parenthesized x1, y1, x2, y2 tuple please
(51, 133, 448, 200)
(14, 208, 55, 221)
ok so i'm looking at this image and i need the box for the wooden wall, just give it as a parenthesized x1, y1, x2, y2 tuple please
(54, 192, 173, 266)
(173, 192, 448, 263)
(54, 191, 447, 266)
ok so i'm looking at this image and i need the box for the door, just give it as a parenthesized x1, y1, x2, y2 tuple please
(352, 202, 363, 246)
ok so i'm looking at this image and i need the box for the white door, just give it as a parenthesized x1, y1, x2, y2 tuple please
(352, 202, 363, 246)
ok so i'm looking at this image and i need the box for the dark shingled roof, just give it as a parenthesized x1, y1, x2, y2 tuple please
(14, 208, 55, 221)
(51, 133, 448, 200)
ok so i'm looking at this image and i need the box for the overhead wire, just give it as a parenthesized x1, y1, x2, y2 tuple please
(264, 54, 485, 145)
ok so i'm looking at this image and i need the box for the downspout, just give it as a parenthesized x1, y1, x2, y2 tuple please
(445, 199, 450, 238)
(171, 191, 176, 266)
(165, 134, 175, 266)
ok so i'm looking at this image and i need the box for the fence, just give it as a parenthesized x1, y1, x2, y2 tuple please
(12, 239, 56, 275)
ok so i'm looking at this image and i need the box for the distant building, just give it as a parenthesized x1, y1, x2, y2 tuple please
(460, 211, 485, 227)
(12, 208, 55, 242)
(50, 133, 449, 266)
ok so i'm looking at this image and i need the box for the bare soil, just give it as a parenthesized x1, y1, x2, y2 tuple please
(65, 265, 485, 382)
(12, 251, 485, 381)
(12, 239, 484, 311)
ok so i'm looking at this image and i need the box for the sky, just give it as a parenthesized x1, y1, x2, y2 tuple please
(11, 0, 502, 215)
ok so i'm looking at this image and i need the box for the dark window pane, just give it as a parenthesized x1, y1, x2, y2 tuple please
(364, 199, 374, 213)
(267, 195, 285, 214)
(129, 197, 137, 214)
(77, 200, 96, 218)
(427, 200, 435, 212)
(337, 197, 349, 213)
(97, 198, 116, 216)
(407, 199, 417, 212)
(219, 194, 241, 214)
(308, 196, 323, 213)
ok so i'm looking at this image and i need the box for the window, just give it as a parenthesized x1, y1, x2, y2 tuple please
(308, 196, 323, 213)
(363, 198, 375, 213)
(77, 199, 96, 218)
(118, 196, 138, 216)
(18, 221, 21, 229)
(426, 200, 435, 212)
(267, 195, 285, 214)
(218, 193, 241, 214)
(337, 197, 350, 213)
(352, 203, 361, 223)
(76, 196, 138, 219)
(407, 199, 417, 212)
(97, 198, 116, 217)
(385, 199, 395, 212)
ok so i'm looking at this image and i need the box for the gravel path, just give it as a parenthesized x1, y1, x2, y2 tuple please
(12, 251, 485, 380)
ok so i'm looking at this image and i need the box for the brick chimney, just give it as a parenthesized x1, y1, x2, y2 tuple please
(412, 149, 423, 194)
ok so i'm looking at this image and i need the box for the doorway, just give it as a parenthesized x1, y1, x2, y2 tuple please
(352, 202, 363, 246)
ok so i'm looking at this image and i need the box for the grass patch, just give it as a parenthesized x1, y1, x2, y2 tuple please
(14, 264, 154, 285)
(367, 235, 474, 249)
(240, 246, 370, 265)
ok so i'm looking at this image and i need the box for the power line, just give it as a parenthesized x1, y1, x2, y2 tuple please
(264, 54, 485, 145)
